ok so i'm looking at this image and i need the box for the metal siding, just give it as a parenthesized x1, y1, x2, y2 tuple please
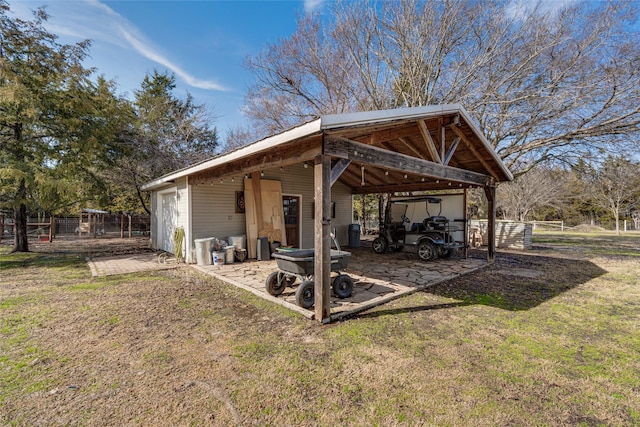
(190, 178, 247, 260)
(150, 191, 158, 249)
(186, 163, 353, 256)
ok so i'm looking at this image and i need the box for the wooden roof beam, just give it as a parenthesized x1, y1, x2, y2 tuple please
(443, 137, 461, 166)
(330, 158, 351, 187)
(449, 125, 501, 181)
(398, 136, 427, 160)
(325, 136, 491, 187)
(417, 120, 442, 164)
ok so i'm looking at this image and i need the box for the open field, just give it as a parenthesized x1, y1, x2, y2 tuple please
(1, 232, 639, 426)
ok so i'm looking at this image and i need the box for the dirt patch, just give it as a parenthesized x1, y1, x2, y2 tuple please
(1, 234, 153, 257)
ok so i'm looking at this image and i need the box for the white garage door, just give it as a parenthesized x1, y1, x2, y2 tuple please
(159, 192, 177, 253)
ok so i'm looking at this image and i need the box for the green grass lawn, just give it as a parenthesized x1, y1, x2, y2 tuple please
(1, 232, 639, 426)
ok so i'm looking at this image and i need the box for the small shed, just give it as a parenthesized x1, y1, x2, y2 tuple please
(142, 104, 513, 323)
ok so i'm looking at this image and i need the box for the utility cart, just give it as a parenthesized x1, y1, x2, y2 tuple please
(373, 196, 468, 261)
(265, 249, 353, 309)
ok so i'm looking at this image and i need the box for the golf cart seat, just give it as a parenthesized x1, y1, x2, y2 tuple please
(424, 216, 448, 230)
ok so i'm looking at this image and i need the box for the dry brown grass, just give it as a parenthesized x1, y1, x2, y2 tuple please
(1, 233, 639, 426)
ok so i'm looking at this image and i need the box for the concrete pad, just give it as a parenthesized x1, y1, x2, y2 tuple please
(88, 253, 178, 277)
(187, 246, 489, 321)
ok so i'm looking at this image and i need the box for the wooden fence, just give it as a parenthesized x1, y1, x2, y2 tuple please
(0, 214, 150, 242)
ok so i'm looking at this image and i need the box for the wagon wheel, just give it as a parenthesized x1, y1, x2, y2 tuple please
(372, 237, 388, 254)
(332, 274, 354, 299)
(295, 281, 315, 309)
(265, 271, 292, 296)
(418, 241, 438, 261)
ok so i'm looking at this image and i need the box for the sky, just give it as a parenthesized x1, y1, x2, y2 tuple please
(9, 0, 327, 137)
(8, 0, 582, 141)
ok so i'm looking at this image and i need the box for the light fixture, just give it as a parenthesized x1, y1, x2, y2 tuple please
(404, 174, 408, 179)
(448, 182, 452, 186)
(436, 180, 440, 184)
(385, 171, 389, 176)
(459, 183, 463, 187)
(220, 179, 223, 184)
(261, 171, 264, 177)
(303, 162, 308, 168)
(231, 177, 235, 183)
(280, 167, 284, 171)
(421, 177, 425, 182)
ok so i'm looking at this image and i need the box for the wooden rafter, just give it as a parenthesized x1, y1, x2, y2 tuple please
(443, 137, 461, 166)
(417, 120, 441, 164)
(449, 125, 501, 181)
(398, 136, 427, 160)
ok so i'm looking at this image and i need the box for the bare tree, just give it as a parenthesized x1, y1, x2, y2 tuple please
(244, 0, 639, 171)
(497, 164, 566, 221)
(588, 156, 640, 235)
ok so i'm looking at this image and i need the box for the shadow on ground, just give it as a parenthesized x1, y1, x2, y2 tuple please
(357, 250, 607, 318)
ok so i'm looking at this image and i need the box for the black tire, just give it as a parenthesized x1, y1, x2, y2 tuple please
(372, 237, 388, 254)
(295, 281, 315, 309)
(417, 241, 438, 261)
(437, 247, 452, 258)
(332, 274, 354, 298)
(265, 271, 288, 296)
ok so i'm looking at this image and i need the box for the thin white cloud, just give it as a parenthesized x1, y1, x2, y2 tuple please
(10, 0, 228, 92)
(504, 0, 580, 21)
(304, 0, 326, 14)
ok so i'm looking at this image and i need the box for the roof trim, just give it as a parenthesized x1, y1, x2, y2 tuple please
(142, 119, 322, 191)
(320, 103, 463, 130)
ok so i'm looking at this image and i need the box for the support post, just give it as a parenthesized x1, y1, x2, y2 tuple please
(121, 214, 125, 238)
(128, 215, 132, 238)
(49, 216, 54, 241)
(484, 183, 496, 263)
(314, 154, 331, 323)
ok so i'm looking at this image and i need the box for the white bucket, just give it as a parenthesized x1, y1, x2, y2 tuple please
(212, 251, 226, 266)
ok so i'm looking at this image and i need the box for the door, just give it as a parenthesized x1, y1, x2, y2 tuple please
(160, 192, 177, 253)
(283, 195, 300, 248)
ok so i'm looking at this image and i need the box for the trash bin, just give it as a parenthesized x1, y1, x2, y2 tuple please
(348, 224, 361, 248)
(195, 238, 213, 266)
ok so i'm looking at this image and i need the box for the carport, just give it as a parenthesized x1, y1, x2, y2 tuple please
(143, 104, 512, 323)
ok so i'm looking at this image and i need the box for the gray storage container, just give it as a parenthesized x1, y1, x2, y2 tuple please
(348, 224, 361, 248)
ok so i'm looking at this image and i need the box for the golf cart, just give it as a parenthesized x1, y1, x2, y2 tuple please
(372, 196, 467, 261)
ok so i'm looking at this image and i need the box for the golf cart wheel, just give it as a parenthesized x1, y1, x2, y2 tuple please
(265, 271, 287, 296)
(418, 241, 438, 261)
(295, 281, 315, 309)
(372, 237, 388, 254)
(332, 274, 354, 299)
(437, 247, 452, 258)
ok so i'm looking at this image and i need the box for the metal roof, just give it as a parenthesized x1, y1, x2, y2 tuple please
(142, 105, 512, 192)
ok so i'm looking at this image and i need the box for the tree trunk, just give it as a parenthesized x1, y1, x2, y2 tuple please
(14, 201, 29, 252)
